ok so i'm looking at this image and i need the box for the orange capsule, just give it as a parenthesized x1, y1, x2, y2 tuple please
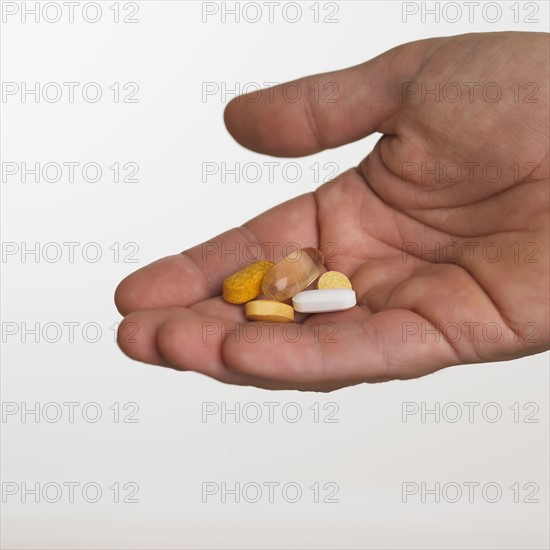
(262, 247, 324, 301)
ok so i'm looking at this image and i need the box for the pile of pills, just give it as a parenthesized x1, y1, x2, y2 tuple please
(222, 247, 356, 323)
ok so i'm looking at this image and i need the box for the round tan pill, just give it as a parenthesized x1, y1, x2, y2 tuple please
(245, 300, 294, 323)
(223, 260, 276, 304)
(317, 271, 352, 290)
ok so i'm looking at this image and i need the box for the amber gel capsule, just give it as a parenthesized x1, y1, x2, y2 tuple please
(262, 247, 324, 301)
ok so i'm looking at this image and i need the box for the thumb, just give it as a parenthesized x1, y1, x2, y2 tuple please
(223, 37, 440, 157)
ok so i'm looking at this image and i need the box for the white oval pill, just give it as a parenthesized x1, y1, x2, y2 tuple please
(292, 289, 357, 313)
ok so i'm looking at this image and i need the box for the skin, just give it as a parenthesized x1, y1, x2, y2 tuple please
(115, 32, 549, 391)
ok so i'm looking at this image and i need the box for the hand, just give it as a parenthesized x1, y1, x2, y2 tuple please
(115, 31, 549, 391)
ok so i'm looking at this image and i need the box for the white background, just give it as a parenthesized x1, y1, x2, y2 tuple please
(1, 1, 549, 548)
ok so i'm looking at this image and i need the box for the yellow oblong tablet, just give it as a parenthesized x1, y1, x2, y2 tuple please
(317, 271, 352, 290)
(223, 260, 275, 304)
(245, 300, 294, 323)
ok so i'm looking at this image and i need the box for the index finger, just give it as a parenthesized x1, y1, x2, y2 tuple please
(115, 192, 318, 315)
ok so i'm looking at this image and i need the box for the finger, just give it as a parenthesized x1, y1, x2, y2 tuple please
(114, 192, 317, 315)
(148, 305, 457, 388)
(156, 311, 333, 390)
(119, 300, 456, 389)
(224, 38, 440, 157)
(219, 310, 459, 386)
(190, 296, 247, 323)
(117, 308, 180, 367)
(118, 307, 298, 390)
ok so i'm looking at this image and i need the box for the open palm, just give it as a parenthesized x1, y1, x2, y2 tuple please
(115, 32, 549, 391)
